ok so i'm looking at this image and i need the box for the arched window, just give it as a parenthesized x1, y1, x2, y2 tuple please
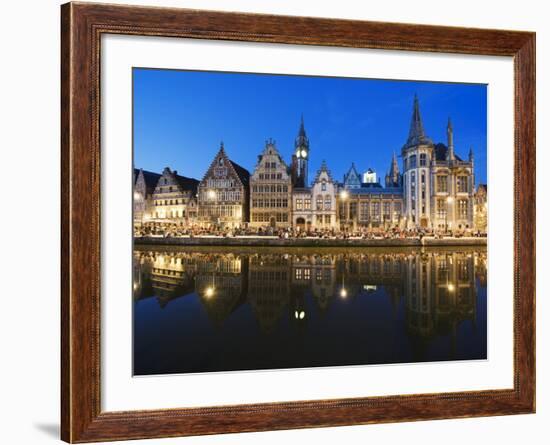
(316, 195, 323, 211)
(420, 153, 427, 166)
(324, 195, 331, 210)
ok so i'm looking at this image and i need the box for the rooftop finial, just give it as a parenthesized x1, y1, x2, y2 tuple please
(404, 94, 431, 148)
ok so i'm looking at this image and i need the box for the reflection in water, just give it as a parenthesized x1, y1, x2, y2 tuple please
(133, 247, 487, 375)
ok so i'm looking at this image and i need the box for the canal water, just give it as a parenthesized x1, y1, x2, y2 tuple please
(133, 246, 487, 375)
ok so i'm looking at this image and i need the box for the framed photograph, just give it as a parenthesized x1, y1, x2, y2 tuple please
(61, 2, 535, 442)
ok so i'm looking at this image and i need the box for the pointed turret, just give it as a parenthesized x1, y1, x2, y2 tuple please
(385, 152, 402, 188)
(469, 146, 474, 162)
(404, 94, 432, 149)
(446, 117, 455, 161)
(343, 163, 361, 189)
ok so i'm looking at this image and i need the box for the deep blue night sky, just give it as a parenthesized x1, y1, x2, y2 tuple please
(133, 68, 487, 185)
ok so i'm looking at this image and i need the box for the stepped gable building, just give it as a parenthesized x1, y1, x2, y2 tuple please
(401, 95, 475, 230)
(291, 160, 339, 231)
(311, 161, 338, 230)
(149, 167, 199, 223)
(197, 143, 250, 228)
(290, 115, 310, 188)
(133, 168, 162, 226)
(249, 139, 292, 228)
(338, 163, 404, 231)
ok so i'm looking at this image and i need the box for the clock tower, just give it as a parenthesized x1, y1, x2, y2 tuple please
(292, 115, 310, 187)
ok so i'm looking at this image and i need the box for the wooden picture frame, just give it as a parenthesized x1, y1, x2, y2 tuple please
(61, 2, 535, 442)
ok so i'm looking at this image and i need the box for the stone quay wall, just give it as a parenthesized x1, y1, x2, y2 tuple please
(134, 236, 487, 248)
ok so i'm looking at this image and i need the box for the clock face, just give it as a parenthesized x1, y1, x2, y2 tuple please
(301, 150, 307, 158)
(296, 150, 301, 158)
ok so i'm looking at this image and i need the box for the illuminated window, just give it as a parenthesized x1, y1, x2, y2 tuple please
(316, 195, 323, 211)
(457, 176, 468, 193)
(324, 195, 331, 210)
(437, 175, 448, 192)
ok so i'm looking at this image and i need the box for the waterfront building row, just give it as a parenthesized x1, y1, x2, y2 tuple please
(134, 96, 487, 232)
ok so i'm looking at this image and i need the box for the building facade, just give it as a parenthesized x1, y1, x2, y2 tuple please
(339, 163, 403, 230)
(402, 95, 475, 231)
(249, 140, 292, 228)
(310, 161, 338, 230)
(147, 167, 199, 224)
(133, 168, 161, 226)
(134, 97, 482, 234)
(197, 143, 250, 229)
(473, 184, 488, 233)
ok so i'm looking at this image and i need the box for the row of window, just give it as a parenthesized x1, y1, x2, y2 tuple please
(315, 195, 333, 211)
(407, 174, 470, 195)
(295, 198, 312, 211)
(154, 210, 191, 218)
(436, 199, 469, 219)
(340, 201, 402, 221)
(199, 190, 242, 202)
(154, 199, 188, 206)
(252, 184, 289, 193)
(251, 212, 289, 223)
(205, 178, 235, 188)
(198, 205, 241, 218)
(262, 161, 280, 170)
(405, 153, 428, 169)
(251, 198, 289, 208)
(258, 173, 283, 180)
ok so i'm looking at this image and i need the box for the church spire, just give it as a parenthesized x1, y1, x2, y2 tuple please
(404, 94, 432, 148)
(295, 114, 309, 149)
(386, 151, 402, 187)
(447, 117, 455, 161)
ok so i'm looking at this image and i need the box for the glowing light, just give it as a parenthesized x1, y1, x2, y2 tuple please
(296, 150, 301, 158)
(301, 150, 307, 158)
(446, 196, 454, 203)
(447, 283, 455, 292)
(340, 288, 348, 298)
(133, 192, 141, 200)
(294, 310, 306, 320)
(340, 190, 349, 200)
(207, 190, 216, 200)
(205, 287, 215, 298)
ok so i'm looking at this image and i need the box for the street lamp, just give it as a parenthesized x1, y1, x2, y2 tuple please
(339, 190, 349, 231)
